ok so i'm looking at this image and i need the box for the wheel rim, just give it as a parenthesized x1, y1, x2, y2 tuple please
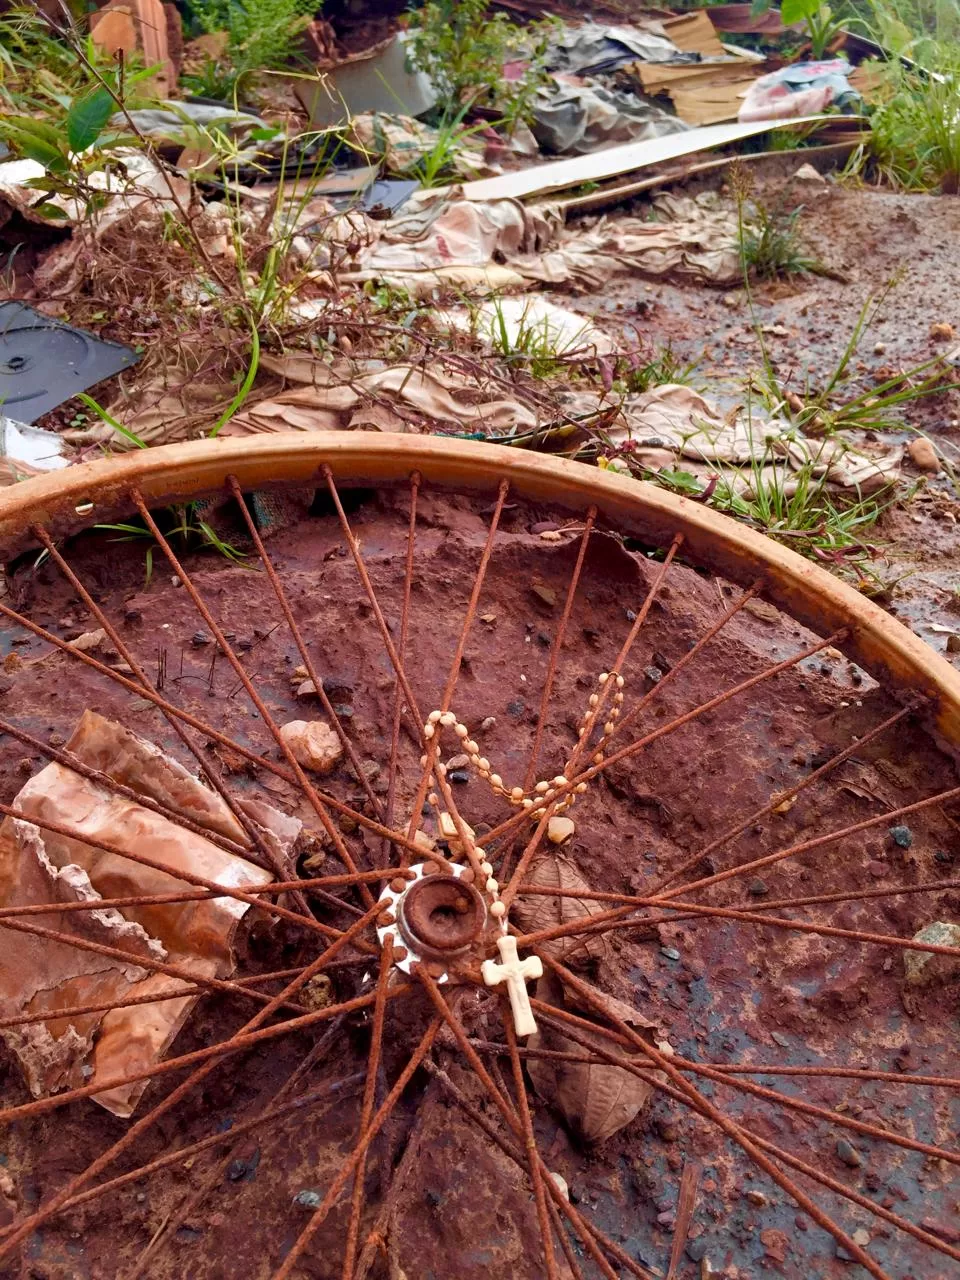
(0, 433, 957, 1280)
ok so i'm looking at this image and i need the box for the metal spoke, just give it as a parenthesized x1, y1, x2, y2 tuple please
(131, 489, 376, 906)
(226, 475, 385, 821)
(32, 525, 309, 907)
(271, 1018, 441, 1280)
(649, 700, 920, 894)
(542, 957, 891, 1280)
(343, 936, 394, 1280)
(520, 1015, 960, 1266)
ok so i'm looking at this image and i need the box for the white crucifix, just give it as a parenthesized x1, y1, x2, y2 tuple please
(482, 934, 543, 1037)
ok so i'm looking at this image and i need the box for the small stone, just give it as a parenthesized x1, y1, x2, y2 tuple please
(479, 613, 497, 625)
(946, 634, 960, 653)
(530, 521, 559, 535)
(657, 1210, 676, 1228)
(867, 860, 886, 878)
(747, 878, 768, 896)
(191, 631, 211, 647)
(836, 1138, 862, 1167)
(852, 1228, 870, 1247)
(660, 946, 681, 962)
(449, 770, 470, 784)
(360, 759, 380, 781)
(547, 816, 575, 844)
(279, 720, 344, 775)
(793, 161, 825, 183)
(873, 342, 886, 355)
(907, 438, 940, 473)
(294, 1189, 321, 1209)
(745, 1190, 768, 1206)
(548, 1171, 569, 1200)
(300, 974, 334, 1011)
(296, 679, 318, 698)
(68, 628, 108, 653)
(124, 606, 143, 622)
(795, 1214, 809, 1231)
(446, 754, 470, 770)
(889, 824, 913, 848)
(480, 717, 496, 731)
(539, 529, 562, 542)
(686, 1239, 708, 1262)
(771, 1031, 791, 1048)
(531, 582, 557, 609)
(930, 321, 955, 341)
(903, 921, 960, 986)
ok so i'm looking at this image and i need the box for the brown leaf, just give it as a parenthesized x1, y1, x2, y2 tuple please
(513, 853, 609, 964)
(527, 972, 654, 1144)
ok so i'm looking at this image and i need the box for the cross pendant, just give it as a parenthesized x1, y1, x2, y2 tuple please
(481, 934, 543, 1037)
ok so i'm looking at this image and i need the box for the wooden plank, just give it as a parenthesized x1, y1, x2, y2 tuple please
(461, 116, 829, 202)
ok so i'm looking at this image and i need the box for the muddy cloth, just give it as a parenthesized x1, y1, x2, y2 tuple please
(607, 383, 902, 496)
(739, 59, 860, 122)
(531, 81, 688, 155)
(0, 711, 297, 1118)
(223, 357, 540, 436)
(348, 112, 491, 180)
(544, 20, 696, 75)
(350, 191, 744, 292)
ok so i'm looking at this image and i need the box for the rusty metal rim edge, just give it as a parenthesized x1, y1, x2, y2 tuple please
(2, 432, 959, 747)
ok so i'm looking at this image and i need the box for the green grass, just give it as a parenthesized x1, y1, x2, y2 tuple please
(739, 203, 822, 281)
(846, 0, 960, 192)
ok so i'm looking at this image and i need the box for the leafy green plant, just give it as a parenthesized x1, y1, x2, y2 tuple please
(738, 202, 821, 279)
(183, 0, 317, 104)
(0, 7, 127, 113)
(619, 346, 701, 394)
(97, 504, 246, 585)
(843, 1, 960, 192)
(406, 0, 554, 128)
(780, 0, 847, 57)
(483, 297, 586, 380)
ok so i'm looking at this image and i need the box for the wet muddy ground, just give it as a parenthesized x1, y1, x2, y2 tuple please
(0, 486, 958, 1278)
(576, 176, 960, 667)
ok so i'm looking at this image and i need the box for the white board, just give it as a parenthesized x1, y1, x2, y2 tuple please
(462, 116, 829, 202)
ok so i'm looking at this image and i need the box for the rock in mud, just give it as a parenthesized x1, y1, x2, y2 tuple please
(903, 921, 960, 986)
(907, 438, 940, 473)
(279, 719, 343, 774)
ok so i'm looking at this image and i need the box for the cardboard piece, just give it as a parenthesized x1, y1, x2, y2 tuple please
(91, 0, 176, 97)
(461, 116, 828, 202)
(297, 33, 436, 130)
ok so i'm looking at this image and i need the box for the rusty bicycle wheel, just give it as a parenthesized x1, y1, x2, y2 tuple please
(0, 434, 957, 1280)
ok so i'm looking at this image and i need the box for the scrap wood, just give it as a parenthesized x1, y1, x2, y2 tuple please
(91, 0, 176, 97)
(555, 140, 859, 214)
(0, 711, 294, 1118)
(461, 115, 830, 202)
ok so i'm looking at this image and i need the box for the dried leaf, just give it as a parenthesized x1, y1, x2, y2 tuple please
(527, 972, 655, 1144)
(513, 853, 609, 964)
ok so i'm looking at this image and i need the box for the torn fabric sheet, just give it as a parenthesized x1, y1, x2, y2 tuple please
(544, 20, 694, 75)
(223, 358, 540, 437)
(530, 81, 688, 155)
(348, 112, 492, 179)
(739, 60, 859, 123)
(605, 384, 902, 496)
(349, 191, 746, 293)
(0, 711, 296, 1118)
(438, 295, 616, 358)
